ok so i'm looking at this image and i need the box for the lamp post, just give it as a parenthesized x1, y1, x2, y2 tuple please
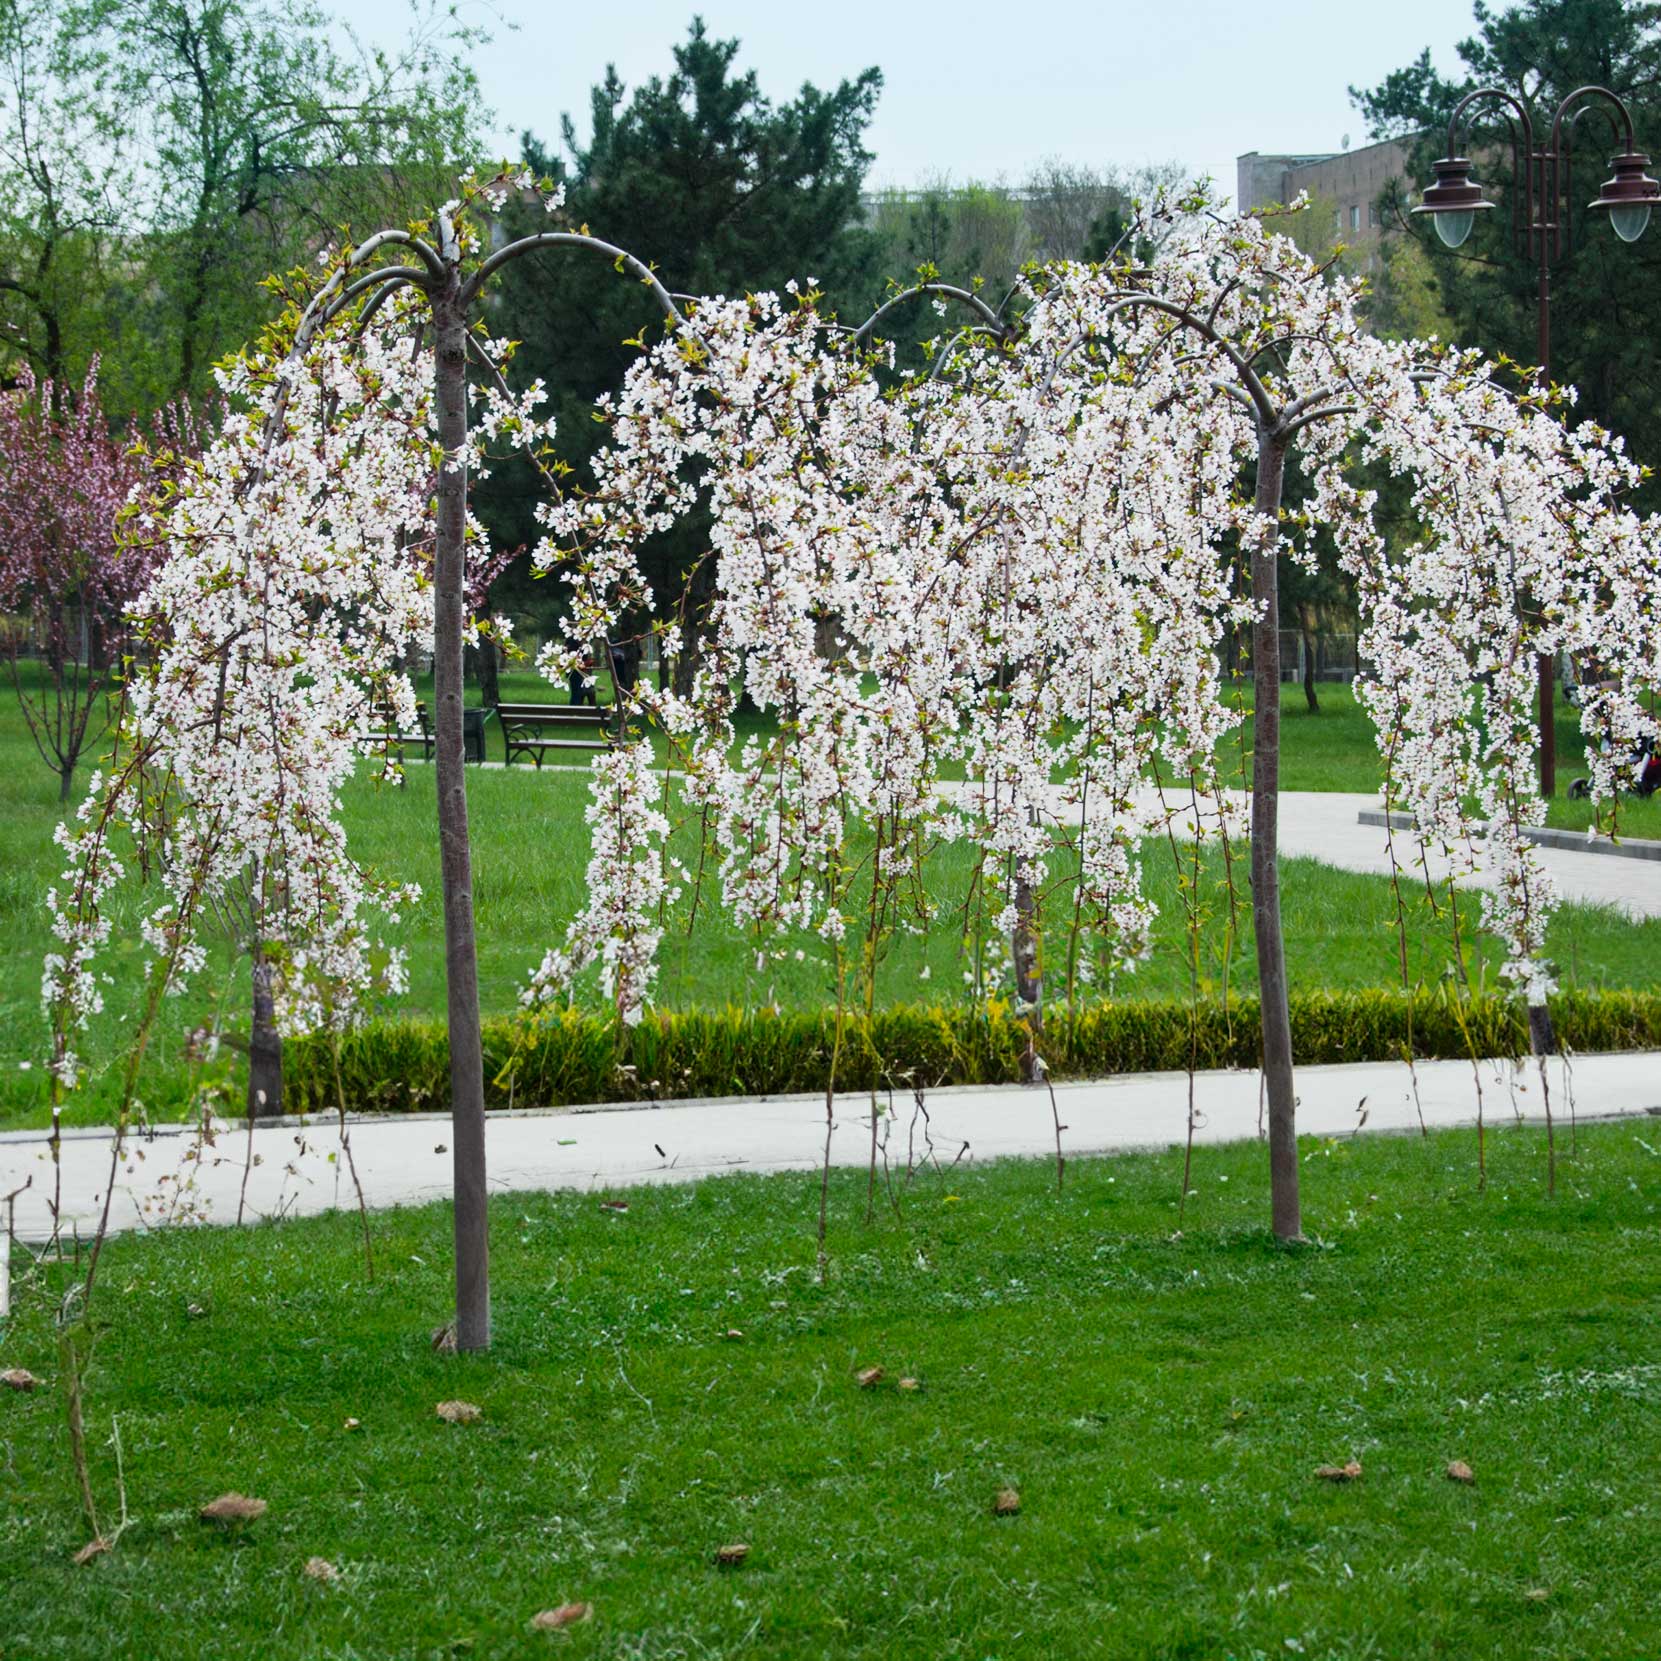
(1413, 84, 1660, 798)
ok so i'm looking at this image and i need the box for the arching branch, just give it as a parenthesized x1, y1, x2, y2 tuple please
(851, 282, 1007, 349)
(354, 279, 414, 335)
(319, 267, 427, 328)
(348, 227, 445, 282)
(461, 230, 687, 327)
(1093, 294, 1281, 431)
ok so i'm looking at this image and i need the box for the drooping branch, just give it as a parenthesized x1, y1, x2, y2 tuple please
(461, 230, 688, 326)
(850, 281, 1008, 349)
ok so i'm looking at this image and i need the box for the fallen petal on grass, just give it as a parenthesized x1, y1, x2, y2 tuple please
(1446, 1459, 1475, 1484)
(714, 1542, 750, 1566)
(303, 1556, 338, 1582)
(1314, 1461, 1363, 1482)
(435, 1400, 482, 1424)
(855, 1366, 884, 1389)
(992, 1486, 1021, 1516)
(2, 1367, 40, 1391)
(532, 1602, 592, 1630)
(200, 1492, 267, 1524)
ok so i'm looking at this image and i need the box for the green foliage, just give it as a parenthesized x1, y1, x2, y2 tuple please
(5, 1125, 1661, 1657)
(867, 179, 1027, 296)
(476, 20, 884, 633)
(0, 0, 486, 417)
(282, 986, 1661, 1115)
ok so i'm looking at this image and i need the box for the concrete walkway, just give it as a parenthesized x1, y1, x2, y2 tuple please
(936, 781, 1661, 922)
(4, 1050, 1658, 1246)
(1280, 792, 1661, 922)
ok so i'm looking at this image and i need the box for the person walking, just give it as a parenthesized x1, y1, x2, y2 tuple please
(567, 647, 595, 706)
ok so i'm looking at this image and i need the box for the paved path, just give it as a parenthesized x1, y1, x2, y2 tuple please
(1275, 792, 1661, 922)
(4, 1051, 1657, 1246)
(935, 781, 1661, 922)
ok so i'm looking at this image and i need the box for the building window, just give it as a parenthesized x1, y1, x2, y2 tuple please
(1369, 203, 1379, 227)
(1350, 204, 1361, 231)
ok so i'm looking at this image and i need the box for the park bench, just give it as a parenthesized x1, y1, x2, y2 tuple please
(497, 701, 621, 767)
(367, 701, 497, 765)
(366, 699, 433, 761)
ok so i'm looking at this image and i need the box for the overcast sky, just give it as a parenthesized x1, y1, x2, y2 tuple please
(348, 0, 1479, 203)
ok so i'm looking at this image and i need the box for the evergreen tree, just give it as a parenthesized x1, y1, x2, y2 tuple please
(479, 19, 883, 649)
(1354, 0, 1661, 479)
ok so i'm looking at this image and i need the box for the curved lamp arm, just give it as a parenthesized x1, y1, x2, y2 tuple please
(1445, 84, 1536, 159)
(1551, 83, 1637, 155)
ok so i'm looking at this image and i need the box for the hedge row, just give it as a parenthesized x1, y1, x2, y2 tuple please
(282, 988, 1661, 1116)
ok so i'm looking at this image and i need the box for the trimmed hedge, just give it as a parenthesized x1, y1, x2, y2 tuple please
(282, 987, 1661, 1116)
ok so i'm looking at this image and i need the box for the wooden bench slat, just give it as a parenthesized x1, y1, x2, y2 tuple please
(367, 697, 433, 759)
(496, 700, 626, 766)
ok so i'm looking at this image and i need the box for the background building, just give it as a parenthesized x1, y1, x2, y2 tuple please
(1236, 138, 1413, 262)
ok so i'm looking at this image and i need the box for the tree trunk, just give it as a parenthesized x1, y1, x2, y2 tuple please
(1299, 605, 1319, 714)
(477, 635, 500, 709)
(1013, 857, 1043, 1082)
(813, 610, 840, 662)
(433, 269, 491, 1351)
(672, 561, 718, 698)
(1251, 432, 1301, 1242)
(247, 940, 282, 1119)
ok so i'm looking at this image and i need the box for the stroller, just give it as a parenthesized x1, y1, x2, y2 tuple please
(1567, 752, 1661, 799)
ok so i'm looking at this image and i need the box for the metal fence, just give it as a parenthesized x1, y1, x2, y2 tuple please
(1276, 630, 1357, 684)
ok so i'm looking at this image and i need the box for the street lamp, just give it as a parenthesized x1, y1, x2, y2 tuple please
(1413, 84, 1660, 798)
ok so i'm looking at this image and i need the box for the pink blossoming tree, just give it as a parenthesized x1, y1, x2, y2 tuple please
(0, 363, 155, 800)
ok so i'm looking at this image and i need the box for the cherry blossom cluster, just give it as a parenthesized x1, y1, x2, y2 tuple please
(43, 303, 444, 1088)
(526, 198, 1660, 1022)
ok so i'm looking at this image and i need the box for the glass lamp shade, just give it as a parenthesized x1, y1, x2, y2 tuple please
(1609, 201, 1652, 242)
(1414, 157, 1490, 248)
(1433, 209, 1476, 249)
(1591, 151, 1660, 243)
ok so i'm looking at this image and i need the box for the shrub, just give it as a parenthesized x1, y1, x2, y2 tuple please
(281, 988, 1661, 1116)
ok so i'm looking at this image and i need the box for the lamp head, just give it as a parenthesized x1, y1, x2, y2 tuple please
(1590, 149, 1661, 242)
(1412, 157, 1493, 248)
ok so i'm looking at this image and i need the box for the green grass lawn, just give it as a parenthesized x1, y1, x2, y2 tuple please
(2, 668, 1658, 1128)
(3, 1123, 1658, 1658)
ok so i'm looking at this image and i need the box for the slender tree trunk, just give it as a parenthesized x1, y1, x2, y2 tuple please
(433, 270, 491, 1351)
(1528, 1001, 1555, 1058)
(1299, 604, 1319, 714)
(1013, 852, 1043, 1082)
(672, 562, 717, 698)
(1251, 432, 1301, 1241)
(246, 939, 282, 1119)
